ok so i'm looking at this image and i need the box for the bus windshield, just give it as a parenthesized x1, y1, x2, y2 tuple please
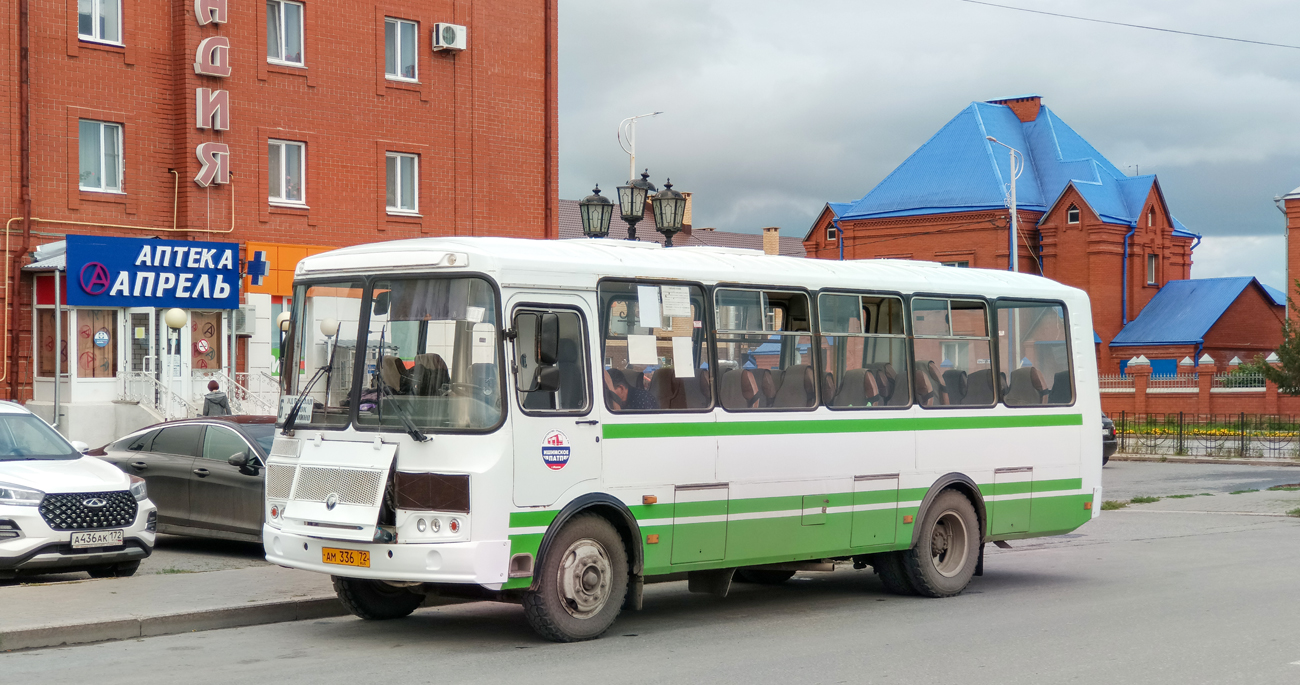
(279, 276, 503, 433)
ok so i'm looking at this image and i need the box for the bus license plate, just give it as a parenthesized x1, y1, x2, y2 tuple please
(322, 547, 370, 568)
(71, 530, 124, 549)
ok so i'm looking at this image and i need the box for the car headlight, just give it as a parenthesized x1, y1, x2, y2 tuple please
(0, 481, 44, 506)
(129, 475, 148, 502)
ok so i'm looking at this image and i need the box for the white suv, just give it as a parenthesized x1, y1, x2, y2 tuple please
(0, 401, 156, 579)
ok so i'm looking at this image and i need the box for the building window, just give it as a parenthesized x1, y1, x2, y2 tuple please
(385, 18, 418, 81)
(826, 224, 837, 241)
(79, 120, 123, 193)
(36, 310, 69, 378)
(1147, 253, 1157, 285)
(78, 0, 121, 44)
(266, 0, 304, 65)
(1066, 205, 1080, 224)
(386, 152, 418, 213)
(1148, 208, 1155, 227)
(941, 261, 970, 268)
(268, 140, 305, 204)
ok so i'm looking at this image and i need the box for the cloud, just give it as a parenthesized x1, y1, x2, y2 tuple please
(559, 0, 1300, 269)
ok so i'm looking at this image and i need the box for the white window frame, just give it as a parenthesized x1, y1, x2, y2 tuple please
(1066, 205, 1080, 224)
(267, 0, 305, 67)
(384, 18, 419, 82)
(79, 120, 124, 194)
(268, 140, 307, 206)
(1147, 253, 1157, 285)
(385, 152, 420, 215)
(1148, 208, 1155, 227)
(825, 225, 837, 242)
(941, 261, 970, 268)
(78, 0, 123, 46)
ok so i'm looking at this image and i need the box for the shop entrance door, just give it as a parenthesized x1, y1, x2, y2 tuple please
(125, 308, 156, 376)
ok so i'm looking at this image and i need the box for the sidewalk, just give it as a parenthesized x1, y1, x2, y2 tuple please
(0, 565, 346, 652)
(1111, 453, 1300, 467)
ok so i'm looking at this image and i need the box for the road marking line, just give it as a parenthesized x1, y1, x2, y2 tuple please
(1115, 509, 1290, 517)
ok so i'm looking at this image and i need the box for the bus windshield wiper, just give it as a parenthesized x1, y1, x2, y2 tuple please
(370, 323, 429, 443)
(281, 363, 330, 434)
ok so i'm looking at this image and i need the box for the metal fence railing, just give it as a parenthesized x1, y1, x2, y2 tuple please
(1099, 374, 1133, 392)
(1116, 411, 1300, 460)
(1212, 372, 1265, 390)
(1147, 374, 1198, 392)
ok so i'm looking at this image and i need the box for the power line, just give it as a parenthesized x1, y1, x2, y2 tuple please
(958, 0, 1300, 50)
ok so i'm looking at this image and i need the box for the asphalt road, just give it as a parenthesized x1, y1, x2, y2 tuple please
(6, 461, 1300, 684)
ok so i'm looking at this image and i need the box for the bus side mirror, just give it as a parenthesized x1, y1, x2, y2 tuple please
(537, 313, 559, 366)
(535, 365, 561, 393)
(373, 291, 390, 316)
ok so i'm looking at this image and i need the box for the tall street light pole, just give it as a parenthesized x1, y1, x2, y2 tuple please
(986, 136, 1024, 273)
(618, 112, 662, 182)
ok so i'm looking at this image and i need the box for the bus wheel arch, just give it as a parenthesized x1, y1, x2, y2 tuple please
(522, 511, 631, 642)
(530, 493, 643, 594)
(909, 473, 987, 550)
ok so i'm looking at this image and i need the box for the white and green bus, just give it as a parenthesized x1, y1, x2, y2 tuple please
(263, 237, 1101, 642)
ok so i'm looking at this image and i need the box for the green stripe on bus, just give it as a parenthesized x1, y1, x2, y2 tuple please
(509, 510, 559, 528)
(601, 413, 1083, 440)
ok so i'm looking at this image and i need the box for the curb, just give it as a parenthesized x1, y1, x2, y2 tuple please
(0, 596, 346, 652)
(1111, 454, 1300, 467)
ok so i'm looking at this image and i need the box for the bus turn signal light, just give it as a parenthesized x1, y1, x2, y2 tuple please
(902, 515, 914, 524)
(1084, 501, 1092, 510)
(642, 495, 657, 505)
(647, 534, 660, 544)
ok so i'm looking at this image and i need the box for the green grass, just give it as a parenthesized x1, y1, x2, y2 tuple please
(1101, 500, 1128, 510)
(1229, 489, 1260, 495)
(1165, 494, 1195, 499)
(1130, 495, 1160, 504)
(154, 568, 196, 575)
(1267, 485, 1300, 491)
(1287, 508, 1300, 518)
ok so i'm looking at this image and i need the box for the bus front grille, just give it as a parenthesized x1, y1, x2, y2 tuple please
(290, 467, 385, 506)
(265, 464, 296, 500)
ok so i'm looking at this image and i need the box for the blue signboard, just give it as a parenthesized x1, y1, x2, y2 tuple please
(66, 235, 240, 310)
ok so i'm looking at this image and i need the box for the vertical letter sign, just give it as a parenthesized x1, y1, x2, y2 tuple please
(66, 235, 241, 310)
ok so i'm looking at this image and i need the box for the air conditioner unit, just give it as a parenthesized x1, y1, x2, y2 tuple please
(233, 304, 256, 336)
(433, 23, 467, 51)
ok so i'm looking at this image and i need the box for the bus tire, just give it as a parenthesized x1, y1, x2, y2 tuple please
(333, 576, 424, 620)
(523, 514, 628, 642)
(902, 490, 979, 598)
(872, 552, 917, 596)
(735, 569, 796, 585)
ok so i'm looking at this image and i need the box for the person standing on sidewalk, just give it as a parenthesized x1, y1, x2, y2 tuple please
(202, 380, 232, 416)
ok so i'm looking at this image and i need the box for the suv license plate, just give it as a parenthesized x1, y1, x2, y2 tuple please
(71, 530, 125, 549)
(322, 547, 370, 568)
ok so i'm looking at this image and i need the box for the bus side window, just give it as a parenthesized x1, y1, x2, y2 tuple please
(598, 281, 712, 412)
(818, 293, 910, 409)
(996, 301, 1073, 406)
(513, 309, 590, 413)
(910, 298, 994, 407)
(715, 288, 815, 411)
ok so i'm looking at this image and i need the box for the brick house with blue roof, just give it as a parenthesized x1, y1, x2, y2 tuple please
(806, 95, 1282, 374)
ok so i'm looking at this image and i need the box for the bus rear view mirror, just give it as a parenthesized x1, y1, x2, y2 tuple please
(537, 313, 560, 366)
(373, 290, 390, 316)
(535, 365, 561, 393)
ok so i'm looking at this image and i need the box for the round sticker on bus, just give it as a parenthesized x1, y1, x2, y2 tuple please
(542, 430, 570, 471)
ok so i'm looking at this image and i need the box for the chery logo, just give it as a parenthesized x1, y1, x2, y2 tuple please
(79, 262, 111, 295)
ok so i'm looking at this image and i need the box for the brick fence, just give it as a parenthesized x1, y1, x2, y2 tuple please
(1099, 363, 1298, 416)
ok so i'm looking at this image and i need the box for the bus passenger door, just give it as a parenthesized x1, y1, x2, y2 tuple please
(671, 483, 728, 564)
(991, 467, 1033, 535)
(850, 473, 899, 549)
(509, 299, 601, 508)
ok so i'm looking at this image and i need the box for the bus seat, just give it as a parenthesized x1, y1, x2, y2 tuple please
(965, 369, 996, 405)
(916, 361, 946, 405)
(822, 371, 838, 405)
(833, 368, 880, 407)
(998, 371, 1010, 398)
(411, 353, 449, 396)
(869, 363, 903, 405)
(1007, 367, 1047, 405)
(650, 368, 685, 410)
(556, 339, 584, 410)
(942, 369, 969, 404)
(755, 368, 778, 407)
(773, 364, 815, 408)
(681, 370, 711, 408)
(913, 366, 935, 406)
(1048, 370, 1072, 404)
(380, 356, 409, 394)
(720, 368, 759, 409)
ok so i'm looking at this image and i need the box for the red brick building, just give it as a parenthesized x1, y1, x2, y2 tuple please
(805, 96, 1283, 374)
(1, 0, 558, 409)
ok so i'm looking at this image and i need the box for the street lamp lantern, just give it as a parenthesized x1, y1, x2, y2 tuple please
(616, 169, 656, 241)
(651, 179, 687, 247)
(578, 185, 613, 238)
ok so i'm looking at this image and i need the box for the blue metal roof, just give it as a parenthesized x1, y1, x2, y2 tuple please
(827, 202, 854, 218)
(1111, 277, 1277, 346)
(838, 100, 1196, 240)
(1263, 283, 1287, 307)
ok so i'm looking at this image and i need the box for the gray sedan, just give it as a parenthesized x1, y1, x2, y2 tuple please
(91, 417, 275, 542)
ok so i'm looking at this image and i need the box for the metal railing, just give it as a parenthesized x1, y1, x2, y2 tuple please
(119, 372, 198, 421)
(1212, 372, 1265, 390)
(1098, 374, 1133, 392)
(191, 369, 276, 415)
(1147, 374, 1198, 392)
(1116, 411, 1300, 460)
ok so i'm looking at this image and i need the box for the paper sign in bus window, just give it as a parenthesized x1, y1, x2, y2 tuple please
(671, 336, 694, 374)
(660, 286, 691, 318)
(627, 334, 658, 365)
(637, 285, 663, 329)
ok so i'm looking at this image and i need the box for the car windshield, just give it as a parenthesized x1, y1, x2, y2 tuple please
(0, 414, 80, 461)
(241, 424, 276, 454)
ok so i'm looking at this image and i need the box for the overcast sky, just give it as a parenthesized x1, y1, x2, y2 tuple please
(557, 0, 1300, 290)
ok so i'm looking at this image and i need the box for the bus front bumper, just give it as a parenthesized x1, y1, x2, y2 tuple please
(263, 526, 510, 589)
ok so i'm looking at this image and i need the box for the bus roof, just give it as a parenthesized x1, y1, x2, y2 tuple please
(296, 237, 1086, 304)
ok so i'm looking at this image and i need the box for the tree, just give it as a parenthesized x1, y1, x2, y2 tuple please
(1245, 280, 1300, 395)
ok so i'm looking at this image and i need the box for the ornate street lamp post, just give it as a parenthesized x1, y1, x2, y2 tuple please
(578, 185, 613, 238)
(651, 179, 687, 247)
(616, 170, 656, 241)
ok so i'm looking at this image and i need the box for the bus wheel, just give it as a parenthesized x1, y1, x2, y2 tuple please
(903, 490, 979, 597)
(333, 576, 424, 620)
(735, 569, 796, 585)
(871, 552, 917, 595)
(523, 514, 628, 642)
